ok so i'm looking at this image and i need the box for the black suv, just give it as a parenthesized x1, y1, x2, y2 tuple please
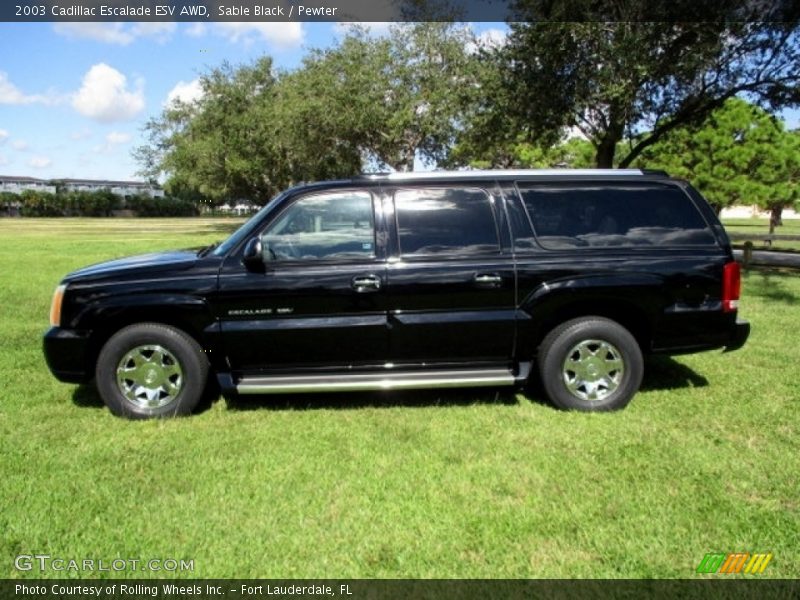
(44, 169, 749, 418)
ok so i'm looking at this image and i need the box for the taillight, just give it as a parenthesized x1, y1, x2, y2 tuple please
(722, 261, 741, 313)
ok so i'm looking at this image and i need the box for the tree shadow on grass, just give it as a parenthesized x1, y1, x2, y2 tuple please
(744, 268, 798, 305)
(641, 356, 708, 392)
(225, 387, 520, 412)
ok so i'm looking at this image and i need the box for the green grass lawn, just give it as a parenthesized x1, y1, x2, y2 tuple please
(1, 218, 798, 579)
(722, 218, 800, 251)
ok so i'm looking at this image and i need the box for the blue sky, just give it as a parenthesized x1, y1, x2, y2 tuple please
(0, 21, 450, 180)
(0, 22, 796, 182)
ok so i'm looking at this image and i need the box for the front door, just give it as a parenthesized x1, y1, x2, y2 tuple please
(216, 189, 388, 373)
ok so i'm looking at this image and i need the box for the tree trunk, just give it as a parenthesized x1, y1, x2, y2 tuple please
(594, 137, 616, 169)
(769, 206, 783, 234)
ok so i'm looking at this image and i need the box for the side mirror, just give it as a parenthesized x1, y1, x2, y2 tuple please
(242, 237, 264, 271)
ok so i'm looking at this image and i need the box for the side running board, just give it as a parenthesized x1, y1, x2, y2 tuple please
(234, 367, 521, 395)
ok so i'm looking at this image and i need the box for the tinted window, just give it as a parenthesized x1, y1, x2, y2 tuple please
(262, 191, 375, 261)
(518, 183, 716, 249)
(395, 188, 499, 256)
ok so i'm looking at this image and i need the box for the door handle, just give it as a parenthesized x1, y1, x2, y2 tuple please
(473, 273, 503, 287)
(351, 275, 382, 293)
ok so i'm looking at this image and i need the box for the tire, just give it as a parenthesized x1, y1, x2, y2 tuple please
(537, 317, 643, 412)
(95, 323, 209, 419)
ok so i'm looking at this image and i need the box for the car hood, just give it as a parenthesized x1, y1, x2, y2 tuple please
(63, 250, 200, 283)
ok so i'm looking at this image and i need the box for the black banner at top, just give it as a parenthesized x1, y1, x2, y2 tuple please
(1, 0, 798, 22)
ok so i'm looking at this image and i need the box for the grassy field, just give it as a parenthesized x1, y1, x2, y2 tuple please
(1, 218, 798, 579)
(722, 217, 800, 251)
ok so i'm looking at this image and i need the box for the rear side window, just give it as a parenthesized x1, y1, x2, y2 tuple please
(394, 187, 499, 257)
(517, 183, 716, 249)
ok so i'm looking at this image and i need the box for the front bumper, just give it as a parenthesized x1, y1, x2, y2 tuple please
(724, 319, 750, 353)
(43, 327, 92, 383)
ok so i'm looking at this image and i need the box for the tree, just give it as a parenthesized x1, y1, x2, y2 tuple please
(136, 23, 480, 202)
(474, 3, 799, 168)
(636, 98, 800, 229)
(135, 57, 287, 206)
(279, 22, 480, 172)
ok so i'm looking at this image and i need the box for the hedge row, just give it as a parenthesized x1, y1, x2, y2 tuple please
(0, 190, 199, 217)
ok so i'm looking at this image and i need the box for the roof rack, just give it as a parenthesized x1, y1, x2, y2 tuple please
(356, 168, 657, 180)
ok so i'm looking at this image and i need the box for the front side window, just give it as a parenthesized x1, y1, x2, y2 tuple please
(518, 183, 716, 249)
(394, 187, 499, 257)
(262, 191, 375, 261)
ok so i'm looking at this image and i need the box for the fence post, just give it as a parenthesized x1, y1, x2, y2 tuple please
(742, 241, 753, 270)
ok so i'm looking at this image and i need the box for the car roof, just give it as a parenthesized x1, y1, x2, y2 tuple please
(357, 168, 668, 181)
(285, 169, 671, 193)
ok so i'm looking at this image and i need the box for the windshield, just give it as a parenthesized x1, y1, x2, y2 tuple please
(211, 192, 286, 257)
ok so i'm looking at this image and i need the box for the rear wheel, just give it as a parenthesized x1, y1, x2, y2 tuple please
(538, 317, 643, 411)
(95, 323, 209, 419)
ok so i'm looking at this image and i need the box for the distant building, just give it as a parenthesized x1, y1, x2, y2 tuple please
(0, 175, 164, 198)
(721, 205, 800, 220)
(54, 178, 165, 198)
(0, 175, 56, 195)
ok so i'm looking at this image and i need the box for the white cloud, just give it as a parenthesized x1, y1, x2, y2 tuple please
(29, 156, 52, 169)
(165, 79, 204, 106)
(12, 140, 29, 151)
(70, 129, 92, 141)
(106, 131, 132, 145)
(466, 27, 508, 54)
(54, 23, 135, 45)
(477, 28, 507, 48)
(131, 22, 177, 44)
(0, 154, 8, 166)
(0, 129, 8, 144)
(0, 72, 59, 105)
(93, 131, 133, 154)
(72, 63, 145, 123)
(334, 22, 393, 38)
(186, 23, 207, 38)
(53, 22, 176, 45)
(214, 22, 304, 48)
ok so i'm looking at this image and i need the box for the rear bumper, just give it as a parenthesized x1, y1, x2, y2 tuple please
(43, 327, 92, 383)
(724, 319, 750, 353)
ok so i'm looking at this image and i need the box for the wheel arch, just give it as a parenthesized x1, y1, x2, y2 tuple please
(518, 276, 662, 359)
(79, 295, 219, 375)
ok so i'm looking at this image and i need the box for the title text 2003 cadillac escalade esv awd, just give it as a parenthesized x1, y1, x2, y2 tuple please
(44, 169, 749, 418)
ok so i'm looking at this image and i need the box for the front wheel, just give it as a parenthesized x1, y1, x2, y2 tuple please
(537, 317, 643, 411)
(95, 323, 209, 419)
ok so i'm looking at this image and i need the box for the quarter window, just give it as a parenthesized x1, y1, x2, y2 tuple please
(262, 191, 375, 261)
(394, 187, 499, 256)
(518, 183, 716, 249)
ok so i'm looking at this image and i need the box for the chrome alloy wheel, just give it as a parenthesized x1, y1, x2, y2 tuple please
(562, 339, 624, 402)
(116, 345, 184, 408)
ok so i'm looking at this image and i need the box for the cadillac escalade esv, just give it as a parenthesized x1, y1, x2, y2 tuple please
(43, 169, 749, 418)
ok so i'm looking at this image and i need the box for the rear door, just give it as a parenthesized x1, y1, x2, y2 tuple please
(216, 188, 389, 373)
(383, 184, 516, 364)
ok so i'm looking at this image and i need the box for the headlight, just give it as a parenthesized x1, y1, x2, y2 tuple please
(49, 284, 67, 327)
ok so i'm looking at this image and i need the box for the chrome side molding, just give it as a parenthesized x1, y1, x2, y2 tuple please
(236, 368, 517, 395)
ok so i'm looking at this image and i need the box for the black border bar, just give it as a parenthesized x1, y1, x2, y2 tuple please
(2, 0, 798, 22)
(2, 579, 800, 600)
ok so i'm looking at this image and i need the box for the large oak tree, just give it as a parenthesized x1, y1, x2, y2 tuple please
(477, 2, 799, 168)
